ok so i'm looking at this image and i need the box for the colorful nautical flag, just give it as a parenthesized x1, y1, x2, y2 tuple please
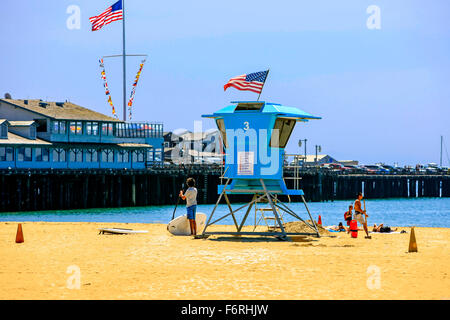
(89, 0, 123, 31)
(127, 58, 146, 120)
(224, 70, 269, 94)
(99, 58, 118, 118)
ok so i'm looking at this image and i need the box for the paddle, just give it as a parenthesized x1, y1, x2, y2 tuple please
(363, 198, 369, 218)
(171, 184, 184, 221)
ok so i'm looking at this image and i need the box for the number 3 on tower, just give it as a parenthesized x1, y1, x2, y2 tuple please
(243, 121, 249, 131)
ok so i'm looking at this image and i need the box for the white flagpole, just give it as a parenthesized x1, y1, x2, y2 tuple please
(122, 0, 127, 122)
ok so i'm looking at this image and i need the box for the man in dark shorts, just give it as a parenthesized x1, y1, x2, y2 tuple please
(373, 224, 397, 233)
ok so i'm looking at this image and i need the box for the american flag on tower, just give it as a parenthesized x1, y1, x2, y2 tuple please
(224, 70, 269, 94)
(89, 0, 123, 31)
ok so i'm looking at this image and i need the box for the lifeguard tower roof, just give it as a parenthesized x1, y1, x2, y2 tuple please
(202, 101, 321, 121)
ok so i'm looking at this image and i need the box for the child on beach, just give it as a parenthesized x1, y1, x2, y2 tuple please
(179, 177, 198, 236)
(344, 204, 353, 233)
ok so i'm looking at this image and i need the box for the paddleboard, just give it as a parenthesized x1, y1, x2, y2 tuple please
(98, 228, 148, 235)
(167, 212, 207, 236)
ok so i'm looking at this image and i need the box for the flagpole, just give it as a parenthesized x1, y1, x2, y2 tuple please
(257, 69, 270, 101)
(122, 0, 127, 122)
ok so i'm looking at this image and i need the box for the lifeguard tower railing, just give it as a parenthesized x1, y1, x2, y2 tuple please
(283, 153, 306, 190)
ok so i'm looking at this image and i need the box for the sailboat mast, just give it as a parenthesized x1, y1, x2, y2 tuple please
(441, 135, 443, 167)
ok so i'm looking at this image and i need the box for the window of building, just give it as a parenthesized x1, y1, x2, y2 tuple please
(35, 148, 50, 162)
(69, 121, 83, 135)
(102, 149, 114, 162)
(86, 122, 99, 136)
(154, 148, 162, 162)
(116, 123, 125, 137)
(35, 119, 47, 133)
(146, 148, 154, 162)
(132, 150, 145, 163)
(117, 150, 129, 163)
(269, 118, 296, 148)
(30, 126, 36, 139)
(53, 121, 66, 134)
(1, 124, 7, 138)
(17, 147, 32, 161)
(136, 124, 144, 138)
(85, 149, 98, 163)
(0, 147, 14, 161)
(102, 123, 113, 136)
(235, 102, 264, 111)
(53, 148, 66, 162)
(69, 148, 83, 162)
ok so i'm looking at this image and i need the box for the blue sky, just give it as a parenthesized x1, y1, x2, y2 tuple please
(1, 0, 449, 166)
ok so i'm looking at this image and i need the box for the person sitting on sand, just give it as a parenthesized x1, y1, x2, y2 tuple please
(354, 192, 371, 239)
(179, 177, 198, 237)
(329, 222, 348, 232)
(372, 224, 397, 233)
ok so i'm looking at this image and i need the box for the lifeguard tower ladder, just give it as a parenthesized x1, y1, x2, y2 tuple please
(201, 101, 321, 240)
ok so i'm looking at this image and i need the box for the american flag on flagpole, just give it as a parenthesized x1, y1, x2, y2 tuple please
(224, 70, 269, 94)
(89, 0, 123, 31)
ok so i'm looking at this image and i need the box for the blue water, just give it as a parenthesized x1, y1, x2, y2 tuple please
(1, 198, 449, 228)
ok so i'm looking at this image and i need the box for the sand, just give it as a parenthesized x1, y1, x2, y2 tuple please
(0, 221, 449, 300)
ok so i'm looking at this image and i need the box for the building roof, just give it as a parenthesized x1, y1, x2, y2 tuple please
(8, 121, 36, 126)
(180, 131, 217, 141)
(0, 99, 121, 122)
(293, 154, 337, 163)
(0, 132, 52, 146)
(0, 119, 9, 125)
(117, 143, 153, 148)
(187, 149, 224, 158)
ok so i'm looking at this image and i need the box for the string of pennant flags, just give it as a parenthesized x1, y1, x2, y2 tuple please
(99, 58, 118, 119)
(127, 58, 146, 120)
(99, 57, 146, 120)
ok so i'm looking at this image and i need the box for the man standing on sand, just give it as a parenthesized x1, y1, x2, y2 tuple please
(179, 177, 198, 237)
(354, 192, 371, 239)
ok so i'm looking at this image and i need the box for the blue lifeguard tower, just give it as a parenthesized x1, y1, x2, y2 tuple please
(201, 101, 322, 240)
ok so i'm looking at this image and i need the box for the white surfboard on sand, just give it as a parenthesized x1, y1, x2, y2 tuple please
(98, 228, 148, 235)
(167, 213, 207, 236)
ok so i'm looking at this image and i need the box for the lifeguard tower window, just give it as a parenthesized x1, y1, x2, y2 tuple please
(216, 118, 228, 148)
(234, 102, 264, 111)
(269, 118, 296, 148)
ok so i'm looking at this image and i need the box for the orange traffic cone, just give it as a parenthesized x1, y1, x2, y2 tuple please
(15, 223, 24, 243)
(408, 227, 417, 253)
(317, 215, 322, 226)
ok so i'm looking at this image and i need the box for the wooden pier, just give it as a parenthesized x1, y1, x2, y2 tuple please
(0, 166, 449, 212)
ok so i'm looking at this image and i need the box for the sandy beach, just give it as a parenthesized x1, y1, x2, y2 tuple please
(0, 222, 449, 300)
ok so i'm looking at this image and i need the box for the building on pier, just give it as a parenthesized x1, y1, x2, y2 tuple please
(0, 98, 164, 169)
(163, 128, 223, 164)
(286, 154, 339, 166)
